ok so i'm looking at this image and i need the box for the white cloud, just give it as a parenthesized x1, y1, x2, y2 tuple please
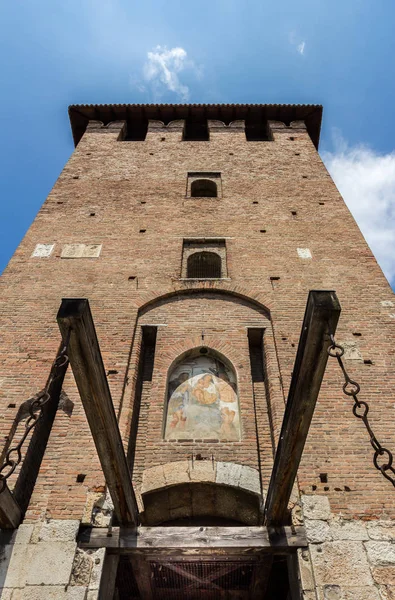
(289, 32, 306, 56)
(141, 46, 192, 101)
(322, 131, 395, 285)
(297, 41, 306, 55)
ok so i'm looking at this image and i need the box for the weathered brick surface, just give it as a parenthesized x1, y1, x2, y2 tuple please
(0, 111, 394, 525)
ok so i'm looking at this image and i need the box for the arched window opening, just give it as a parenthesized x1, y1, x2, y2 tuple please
(164, 350, 240, 441)
(187, 251, 221, 279)
(191, 179, 217, 197)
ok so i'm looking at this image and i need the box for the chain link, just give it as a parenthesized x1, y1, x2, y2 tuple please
(328, 335, 395, 487)
(0, 330, 71, 493)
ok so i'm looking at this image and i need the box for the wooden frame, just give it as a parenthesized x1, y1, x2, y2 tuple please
(264, 290, 341, 526)
(57, 298, 139, 527)
(79, 525, 307, 555)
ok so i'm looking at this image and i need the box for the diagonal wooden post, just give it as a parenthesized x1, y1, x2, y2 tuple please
(264, 290, 341, 527)
(57, 298, 139, 527)
(0, 484, 22, 529)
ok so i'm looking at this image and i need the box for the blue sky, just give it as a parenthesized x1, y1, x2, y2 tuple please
(1, 0, 395, 287)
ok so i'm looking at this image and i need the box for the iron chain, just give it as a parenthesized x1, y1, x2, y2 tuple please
(0, 331, 71, 493)
(328, 335, 395, 487)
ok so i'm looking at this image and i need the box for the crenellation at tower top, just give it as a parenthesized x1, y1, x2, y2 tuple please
(68, 102, 323, 147)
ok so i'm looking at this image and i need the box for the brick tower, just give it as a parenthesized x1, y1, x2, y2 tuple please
(0, 104, 394, 599)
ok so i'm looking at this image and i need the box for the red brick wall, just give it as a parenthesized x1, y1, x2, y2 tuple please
(0, 114, 394, 522)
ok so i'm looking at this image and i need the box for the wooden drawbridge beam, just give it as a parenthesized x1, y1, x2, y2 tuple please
(264, 290, 341, 527)
(57, 298, 139, 527)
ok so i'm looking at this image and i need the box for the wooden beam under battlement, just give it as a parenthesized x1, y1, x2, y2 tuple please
(264, 290, 341, 527)
(57, 298, 139, 527)
(78, 525, 307, 555)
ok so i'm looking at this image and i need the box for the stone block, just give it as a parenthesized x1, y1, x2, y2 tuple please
(61, 244, 101, 259)
(88, 548, 106, 590)
(306, 520, 332, 543)
(188, 459, 215, 483)
(319, 586, 381, 600)
(330, 520, 368, 541)
(26, 542, 77, 585)
(82, 491, 104, 524)
(379, 585, 395, 600)
(31, 243, 54, 258)
(92, 510, 111, 528)
(340, 587, 381, 599)
(1, 543, 33, 588)
(238, 465, 261, 495)
(14, 524, 34, 545)
(141, 465, 166, 494)
(372, 566, 395, 585)
(216, 462, 242, 488)
(163, 461, 189, 487)
(71, 548, 92, 586)
(340, 341, 362, 361)
(301, 495, 331, 521)
(297, 548, 315, 592)
(21, 587, 87, 600)
(292, 502, 304, 526)
(310, 541, 373, 586)
(0, 589, 13, 600)
(365, 541, 395, 566)
(38, 519, 80, 542)
(367, 521, 395, 541)
(297, 248, 312, 259)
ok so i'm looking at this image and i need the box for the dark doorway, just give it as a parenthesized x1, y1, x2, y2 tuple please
(112, 553, 299, 599)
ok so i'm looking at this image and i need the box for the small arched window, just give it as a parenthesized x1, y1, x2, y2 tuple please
(187, 252, 221, 279)
(191, 179, 217, 198)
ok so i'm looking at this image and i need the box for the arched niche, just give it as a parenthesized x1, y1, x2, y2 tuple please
(142, 482, 261, 526)
(141, 460, 262, 525)
(186, 251, 221, 279)
(164, 348, 240, 442)
(191, 178, 217, 197)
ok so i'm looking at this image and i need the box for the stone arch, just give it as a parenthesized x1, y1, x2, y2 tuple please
(141, 460, 263, 525)
(164, 347, 240, 442)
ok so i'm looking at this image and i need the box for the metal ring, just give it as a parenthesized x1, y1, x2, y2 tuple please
(327, 344, 344, 358)
(54, 354, 69, 368)
(373, 448, 393, 471)
(343, 379, 361, 396)
(352, 401, 369, 419)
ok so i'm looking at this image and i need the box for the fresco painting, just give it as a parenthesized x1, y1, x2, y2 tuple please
(165, 355, 240, 441)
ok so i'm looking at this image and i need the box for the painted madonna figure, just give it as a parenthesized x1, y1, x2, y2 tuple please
(164, 353, 241, 441)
